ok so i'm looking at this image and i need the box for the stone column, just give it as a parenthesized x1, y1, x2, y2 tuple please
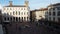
(15, 17, 16, 22)
(18, 17, 19, 22)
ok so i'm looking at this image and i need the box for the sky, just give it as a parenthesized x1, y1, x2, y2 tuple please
(0, 0, 60, 10)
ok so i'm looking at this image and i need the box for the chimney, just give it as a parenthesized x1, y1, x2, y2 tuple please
(9, 1, 13, 6)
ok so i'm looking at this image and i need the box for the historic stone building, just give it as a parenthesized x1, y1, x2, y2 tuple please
(2, 0, 30, 22)
(47, 3, 60, 22)
(31, 8, 48, 21)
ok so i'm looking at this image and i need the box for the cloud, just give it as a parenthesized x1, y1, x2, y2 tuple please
(0, 4, 2, 9)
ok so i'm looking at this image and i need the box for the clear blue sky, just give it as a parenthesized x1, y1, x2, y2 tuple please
(0, 0, 60, 10)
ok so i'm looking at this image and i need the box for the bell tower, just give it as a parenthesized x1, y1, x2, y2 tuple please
(25, 0, 29, 7)
(9, 1, 13, 6)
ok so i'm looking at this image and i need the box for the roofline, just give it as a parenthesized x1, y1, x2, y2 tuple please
(31, 8, 48, 12)
(48, 3, 60, 7)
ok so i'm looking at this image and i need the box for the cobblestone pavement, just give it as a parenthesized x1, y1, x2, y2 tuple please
(4, 22, 60, 34)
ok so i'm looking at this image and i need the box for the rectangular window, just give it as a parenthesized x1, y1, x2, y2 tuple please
(13, 17, 15, 20)
(58, 18, 60, 22)
(4, 17, 6, 21)
(49, 17, 51, 21)
(57, 7, 60, 10)
(53, 12, 55, 16)
(7, 17, 9, 20)
(49, 12, 51, 15)
(27, 17, 28, 20)
(19, 17, 20, 21)
(10, 17, 12, 21)
(49, 9, 51, 12)
(57, 11, 60, 16)
(53, 17, 55, 21)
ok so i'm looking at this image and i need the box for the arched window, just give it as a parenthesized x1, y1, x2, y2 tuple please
(13, 17, 15, 21)
(10, 17, 12, 21)
(13, 11, 14, 15)
(22, 17, 23, 21)
(27, 17, 28, 20)
(19, 12, 20, 15)
(16, 11, 17, 15)
(4, 17, 6, 21)
(7, 17, 9, 20)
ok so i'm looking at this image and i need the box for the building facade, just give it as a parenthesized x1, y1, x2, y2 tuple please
(31, 8, 48, 21)
(2, 0, 30, 22)
(47, 3, 60, 22)
(0, 5, 2, 23)
(30, 11, 36, 21)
